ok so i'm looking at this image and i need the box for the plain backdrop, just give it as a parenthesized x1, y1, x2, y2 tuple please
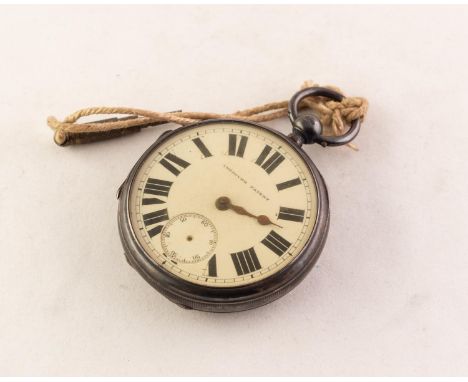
(1, 5, 467, 377)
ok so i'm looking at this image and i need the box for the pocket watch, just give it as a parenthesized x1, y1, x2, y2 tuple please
(117, 87, 360, 312)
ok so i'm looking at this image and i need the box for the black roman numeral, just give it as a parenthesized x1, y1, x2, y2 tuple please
(255, 145, 285, 174)
(278, 207, 305, 223)
(142, 178, 172, 205)
(231, 247, 261, 276)
(160, 153, 190, 176)
(261, 230, 291, 256)
(144, 178, 172, 197)
(207, 254, 217, 277)
(276, 177, 302, 191)
(143, 208, 169, 225)
(143, 208, 169, 237)
(228, 134, 248, 157)
(192, 137, 212, 158)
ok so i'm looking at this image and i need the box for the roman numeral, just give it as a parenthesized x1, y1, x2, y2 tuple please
(147, 225, 164, 238)
(231, 247, 261, 276)
(278, 207, 305, 223)
(192, 137, 212, 157)
(143, 208, 169, 225)
(160, 153, 190, 176)
(142, 178, 172, 205)
(261, 230, 291, 256)
(143, 208, 169, 237)
(228, 134, 248, 157)
(142, 198, 165, 205)
(255, 145, 285, 174)
(144, 178, 172, 196)
(276, 177, 302, 191)
(207, 254, 217, 277)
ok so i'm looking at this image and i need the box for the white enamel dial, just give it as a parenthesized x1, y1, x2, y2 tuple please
(129, 121, 318, 287)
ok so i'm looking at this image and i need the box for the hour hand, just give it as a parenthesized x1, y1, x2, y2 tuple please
(215, 196, 282, 228)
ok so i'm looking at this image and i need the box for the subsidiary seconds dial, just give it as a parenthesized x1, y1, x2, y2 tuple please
(161, 213, 218, 264)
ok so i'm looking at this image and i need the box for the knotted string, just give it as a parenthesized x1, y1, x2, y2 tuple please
(47, 81, 368, 150)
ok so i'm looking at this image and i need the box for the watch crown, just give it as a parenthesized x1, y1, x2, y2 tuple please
(292, 114, 323, 145)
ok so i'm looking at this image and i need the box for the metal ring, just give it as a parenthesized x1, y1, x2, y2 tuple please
(288, 87, 361, 146)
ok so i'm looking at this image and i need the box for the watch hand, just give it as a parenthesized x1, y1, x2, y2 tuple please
(215, 196, 282, 228)
(230, 204, 256, 219)
(256, 214, 282, 228)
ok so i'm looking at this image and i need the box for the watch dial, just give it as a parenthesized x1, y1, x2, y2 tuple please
(128, 121, 318, 287)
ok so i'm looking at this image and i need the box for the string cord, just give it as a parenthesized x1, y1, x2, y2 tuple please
(47, 81, 368, 149)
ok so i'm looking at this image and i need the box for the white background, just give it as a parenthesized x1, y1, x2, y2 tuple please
(1, 5, 467, 377)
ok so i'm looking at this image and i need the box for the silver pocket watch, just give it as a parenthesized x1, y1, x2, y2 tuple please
(117, 87, 360, 312)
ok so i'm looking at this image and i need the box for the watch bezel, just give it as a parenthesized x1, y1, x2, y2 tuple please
(118, 119, 329, 312)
